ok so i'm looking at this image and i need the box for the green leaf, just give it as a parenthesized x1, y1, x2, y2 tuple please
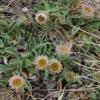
(0, 39, 4, 48)
(25, 80, 32, 91)
(5, 47, 17, 55)
(83, 19, 100, 30)
(0, 33, 9, 39)
(20, 52, 33, 58)
(43, 1, 50, 10)
(0, 19, 7, 26)
(71, 27, 80, 35)
(59, 14, 66, 24)
(44, 69, 49, 80)
(8, 59, 23, 71)
(25, 59, 33, 67)
(0, 64, 6, 72)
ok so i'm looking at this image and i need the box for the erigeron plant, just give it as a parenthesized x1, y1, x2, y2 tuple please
(0, 0, 100, 100)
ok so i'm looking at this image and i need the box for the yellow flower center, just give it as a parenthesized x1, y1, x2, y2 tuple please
(84, 7, 92, 13)
(66, 72, 74, 80)
(38, 15, 45, 23)
(12, 78, 23, 88)
(50, 62, 59, 72)
(59, 46, 68, 53)
(38, 59, 47, 68)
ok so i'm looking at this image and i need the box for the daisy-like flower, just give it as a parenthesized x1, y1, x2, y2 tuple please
(35, 12, 48, 25)
(65, 71, 74, 81)
(49, 59, 62, 74)
(56, 43, 72, 56)
(9, 76, 24, 90)
(34, 55, 49, 70)
(81, 4, 95, 17)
